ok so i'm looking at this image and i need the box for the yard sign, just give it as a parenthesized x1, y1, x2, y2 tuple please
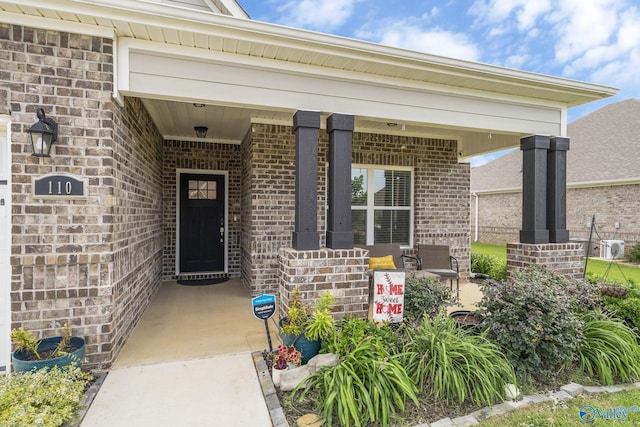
(372, 270, 405, 323)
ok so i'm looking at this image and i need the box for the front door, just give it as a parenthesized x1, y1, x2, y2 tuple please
(179, 173, 226, 273)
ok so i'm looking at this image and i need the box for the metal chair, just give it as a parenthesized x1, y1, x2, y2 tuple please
(416, 244, 460, 297)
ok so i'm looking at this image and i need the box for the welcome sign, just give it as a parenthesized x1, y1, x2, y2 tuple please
(372, 270, 405, 323)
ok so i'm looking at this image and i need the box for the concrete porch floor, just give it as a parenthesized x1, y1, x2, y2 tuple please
(81, 279, 279, 427)
(80, 278, 483, 427)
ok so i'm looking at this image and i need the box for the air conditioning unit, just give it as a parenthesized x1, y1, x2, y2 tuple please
(600, 240, 625, 260)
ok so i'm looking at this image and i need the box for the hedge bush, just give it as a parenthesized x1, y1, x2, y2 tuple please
(0, 366, 92, 427)
(478, 266, 590, 380)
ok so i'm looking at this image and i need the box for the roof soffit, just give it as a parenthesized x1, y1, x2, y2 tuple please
(0, 0, 618, 106)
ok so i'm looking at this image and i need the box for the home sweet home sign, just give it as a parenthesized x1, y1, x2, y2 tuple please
(372, 270, 405, 323)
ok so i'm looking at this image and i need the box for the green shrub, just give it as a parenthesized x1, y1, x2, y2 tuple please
(292, 335, 418, 427)
(471, 252, 507, 281)
(490, 260, 507, 281)
(403, 274, 458, 324)
(603, 295, 640, 334)
(471, 252, 494, 275)
(400, 312, 516, 406)
(0, 366, 92, 427)
(478, 266, 588, 380)
(322, 316, 398, 356)
(629, 241, 640, 264)
(576, 311, 640, 385)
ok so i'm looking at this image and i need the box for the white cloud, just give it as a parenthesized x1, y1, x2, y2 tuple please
(468, 0, 639, 97)
(551, 0, 622, 64)
(274, 0, 362, 31)
(552, 1, 640, 86)
(470, 0, 551, 31)
(357, 20, 481, 61)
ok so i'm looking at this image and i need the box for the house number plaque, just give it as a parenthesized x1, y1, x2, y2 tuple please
(33, 174, 87, 199)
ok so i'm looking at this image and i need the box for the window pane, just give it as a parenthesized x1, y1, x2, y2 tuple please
(352, 210, 367, 245)
(188, 180, 217, 199)
(351, 168, 368, 206)
(207, 181, 217, 200)
(374, 170, 410, 207)
(374, 210, 410, 245)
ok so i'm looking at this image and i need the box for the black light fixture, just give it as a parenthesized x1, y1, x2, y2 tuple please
(194, 126, 208, 138)
(28, 108, 58, 157)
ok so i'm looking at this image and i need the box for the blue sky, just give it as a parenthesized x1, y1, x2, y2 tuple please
(239, 0, 640, 166)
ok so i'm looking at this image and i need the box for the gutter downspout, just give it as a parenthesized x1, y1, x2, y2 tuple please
(473, 192, 479, 242)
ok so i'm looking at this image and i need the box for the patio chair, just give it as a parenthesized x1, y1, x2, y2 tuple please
(362, 244, 437, 279)
(416, 244, 460, 297)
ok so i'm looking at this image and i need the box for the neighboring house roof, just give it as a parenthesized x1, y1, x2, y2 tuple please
(471, 98, 640, 193)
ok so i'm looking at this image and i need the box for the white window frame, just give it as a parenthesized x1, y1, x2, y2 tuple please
(351, 164, 414, 248)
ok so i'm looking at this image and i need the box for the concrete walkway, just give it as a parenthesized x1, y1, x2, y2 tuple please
(81, 280, 279, 427)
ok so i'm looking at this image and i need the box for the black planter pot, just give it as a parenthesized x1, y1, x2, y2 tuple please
(12, 336, 85, 373)
(449, 310, 483, 333)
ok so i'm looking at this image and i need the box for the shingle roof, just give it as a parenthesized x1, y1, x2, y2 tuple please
(471, 98, 640, 192)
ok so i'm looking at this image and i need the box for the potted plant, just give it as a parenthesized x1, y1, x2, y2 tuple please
(11, 323, 85, 373)
(279, 289, 335, 364)
(271, 344, 302, 387)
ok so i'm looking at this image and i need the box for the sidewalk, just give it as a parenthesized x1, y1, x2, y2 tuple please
(81, 353, 271, 427)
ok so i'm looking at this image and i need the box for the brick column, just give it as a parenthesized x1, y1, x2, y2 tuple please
(547, 137, 570, 243)
(292, 111, 320, 250)
(507, 242, 583, 281)
(326, 113, 354, 249)
(520, 135, 550, 244)
(278, 247, 369, 320)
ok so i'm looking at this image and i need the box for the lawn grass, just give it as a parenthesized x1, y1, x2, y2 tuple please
(471, 243, 640, 284)
(470, 242, 506, 259)
(479, 388, 640, 426)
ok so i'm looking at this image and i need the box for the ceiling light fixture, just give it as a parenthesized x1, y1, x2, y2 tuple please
(194, 126, 208, 138)
(387, 122, 398, 127)
(193, 103, 205, 108)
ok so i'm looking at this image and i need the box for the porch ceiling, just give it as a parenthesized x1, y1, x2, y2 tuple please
(140, 97, 520, 158)
(0, 0, 618, 158)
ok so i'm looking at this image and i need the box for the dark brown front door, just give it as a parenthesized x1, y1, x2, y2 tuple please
(179, 173, 225, 273)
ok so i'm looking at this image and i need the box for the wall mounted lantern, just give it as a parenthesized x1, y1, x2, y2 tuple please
(28, 108, 58, 157)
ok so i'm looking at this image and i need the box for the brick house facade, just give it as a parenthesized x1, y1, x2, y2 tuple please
(0, 1, 616, 369)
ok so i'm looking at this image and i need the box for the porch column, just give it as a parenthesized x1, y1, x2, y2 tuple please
(520, 135, 550, 244)
(292, 110, 320, 250)
(547, 137, 570, 243)
(326, 113, 355, 249)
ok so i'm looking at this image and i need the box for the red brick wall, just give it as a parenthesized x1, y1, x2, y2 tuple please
(242, 123, 470, 295)
(3, 24, 164, 368)
(109, 97, 164, 363)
